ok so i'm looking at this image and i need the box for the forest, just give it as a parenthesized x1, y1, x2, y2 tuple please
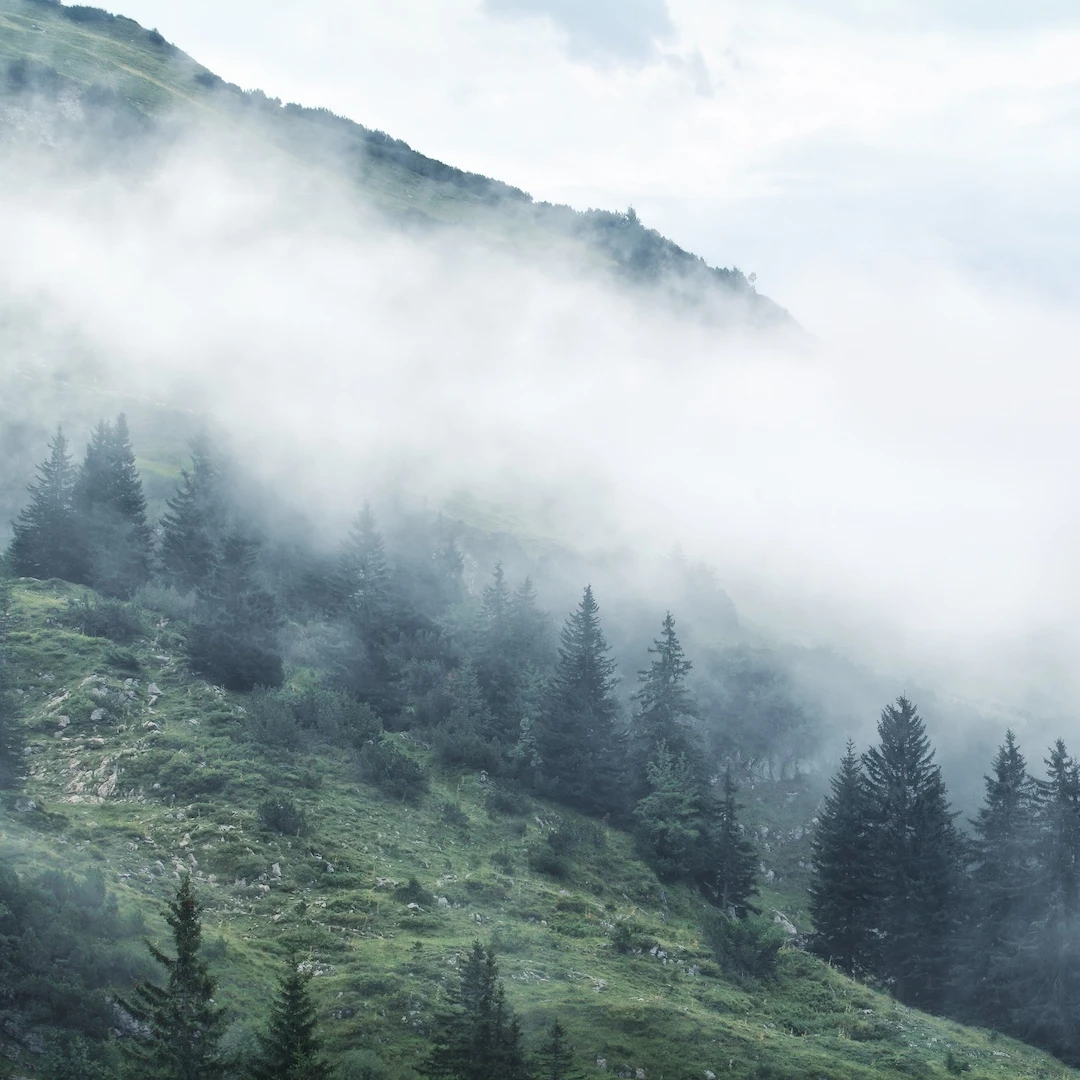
(1, 415, 1079, 1078)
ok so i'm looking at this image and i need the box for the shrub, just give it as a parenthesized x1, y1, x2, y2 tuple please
(244, 687, 303, 751)
(394, 877, 429, 906)
(441, 801, 470, 829)
(704, 912, 785, 982)
(357, 738, 429, 803)
(433, 726, 502, 772)
(132, 583, 197, 623)
(61, 595, 142, 642)
(490, 847, 515, 874)
(547, 816, 605, 856)
(485, 784, 529, 817)
(527, 847, 570, 880)
(103, 646, 140, 673)
(257, 796, 307, 836)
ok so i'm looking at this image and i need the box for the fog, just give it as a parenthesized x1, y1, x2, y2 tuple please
(1, 116, 1077, 767)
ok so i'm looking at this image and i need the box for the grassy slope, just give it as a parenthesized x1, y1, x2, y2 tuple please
(2, 577, 1075, 1080)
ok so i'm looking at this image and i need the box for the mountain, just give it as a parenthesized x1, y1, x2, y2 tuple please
(0, 0, 790, 329)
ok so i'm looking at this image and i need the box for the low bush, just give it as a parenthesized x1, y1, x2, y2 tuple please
(527, 847, 570, 880)
(357, 738, 429, 803)
(257, 795, 307, 836)
(485, 784, 529, 817)
(704, 912, 786, 982)
(61, 595, 142, 642)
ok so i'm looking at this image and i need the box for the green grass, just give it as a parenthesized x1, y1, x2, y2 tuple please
(1, 577, 1076, 1080)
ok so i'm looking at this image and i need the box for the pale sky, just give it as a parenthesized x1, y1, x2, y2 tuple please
(111, 0, 1080, 310)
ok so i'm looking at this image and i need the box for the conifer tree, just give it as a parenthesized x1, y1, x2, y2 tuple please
(7, 427, 80, 582)
(631, 612, 697, 787)
(426, 942, 530, 1080)
(73, 415, 151, 596)
(808, 741, 877, 973)
(536, 585, 623, 815)
(537, 1020, 582, 1080)
(1036, 739, 1080, 917)
(121, 876, 225, 1080)
(159, 436, 225, 592)
(474, 563, 519, 734)
(862, 696, 962, 1009)
(712, 767, 759, 916)
(249, 957, 331, 1080)
(633, 743, 707, 883)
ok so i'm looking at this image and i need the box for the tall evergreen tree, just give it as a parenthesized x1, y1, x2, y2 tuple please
(862, 696, 963, 1009)
(633, 742, 708, 883)
(1036, 739, 1080, 917)
(248, 957, 331, 1080)
(159, 436, 226, 592)
(73, 415, 151, 597)
(7, 427, 80, 582)
(121, 876, 226, 1080)
(631, 612, 697, 787)
(712, 767, 759, 916)
(808, 741, 877, 973)
(535, 586, 623, 815)
(426, 942, 530, 1080)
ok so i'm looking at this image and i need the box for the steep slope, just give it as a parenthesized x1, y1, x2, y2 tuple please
(0, 0, 789, 328)
(1, 576, 1075, 1080)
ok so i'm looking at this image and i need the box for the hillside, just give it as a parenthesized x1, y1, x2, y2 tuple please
(0, 576, 1074, 1080)
(0, 0, 789, 328)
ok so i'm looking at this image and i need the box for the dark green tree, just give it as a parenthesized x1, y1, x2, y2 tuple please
(536, 1019, 582, 1080)
(248, 957, 331, 1080)
(1035, 739, 1080, 917)
(808, 741, 877, 973)
(121, 876, 226, 1080)
(712, 766, 759, 916)
(631, 612, 697, 788)
(187, 532, 283, 691)
(633, 742, 707, 883)
(7, 427, 80, 582)
(426, 942, 530, 1080)
(159, 435, 226, 592)
(535, 585, 623, 815)
(862, 696, 963, 1009)
(955, 731, 1039, 1026)
(73, 415, 151, 596)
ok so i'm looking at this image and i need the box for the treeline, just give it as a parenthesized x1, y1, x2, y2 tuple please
(5, 419, 766, 913)
(811, 699, 1080, 1065)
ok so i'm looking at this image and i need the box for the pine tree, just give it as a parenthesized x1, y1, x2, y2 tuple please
(249, 957, 331, 1080)
(536, 585, 623, 816)
(1036, 739, 1080, 917)
(537, 1020, 582, 1080)
(954, 731, 1039, 1026)
(73, 415, 151, 597)
(121, 876, 226, 1080)
(7, 427, 80, 582)
(187, 532, 283, 691)
(474, 563, 519, 736)
(631, 612, 697, 788)
(633, 743, 707, 883)
(808, 741, 877, 973)
(862, 696, 963, 1009)
(426, 942, 530, 1080)
(159, 435, 225, 592)
(712, 767, 759, 917)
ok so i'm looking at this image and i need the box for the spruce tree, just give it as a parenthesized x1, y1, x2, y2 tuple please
(73, 415, 151, 597)
(122, 876, 226, 1080)
(633, 743, 707, 883)
(1036, 739, 1080, 917)
(426, 942, 530, 1080)
(631, 612, 697, 788)
(808, 741, 877, 973)
(249, 957, 331, 1080)
(159, 435, 225, 593)
(956, 730, 1039, 1026)
(537, 1020, 582, 1080)
(536, 585, 623, 816)
(862, 696, 962, 1009)
(7, 427, 80, 582)
(712, 767, 759, 917)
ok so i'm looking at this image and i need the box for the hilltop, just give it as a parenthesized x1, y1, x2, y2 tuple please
(0, 0, 789, 329)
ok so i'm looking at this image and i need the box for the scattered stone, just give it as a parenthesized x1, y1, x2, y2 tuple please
(636, 1070, 646, 1080)
(15, 797, 37, 813)
(436, 896, 450, 908)
(57, 715, 70, 729)
(407, 902, 422, 911)
(143, 721, 159, 731)
(705, 1072, 716, 1080)
(90, 708, 107, 722)
(271, 862, 282, 879)
(86, 737, 106, 749)
(772, 910, 798, 936)
(596, 1060, 607, 1072)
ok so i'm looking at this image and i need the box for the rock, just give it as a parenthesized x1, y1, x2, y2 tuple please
(436, 896, 450, 907)
(148, 683, 162, 697)
(636, 1070, 646, 1080)
(596, 1061, 607, 1072)
(772, 910, 798, 936)
(90, 708, 107, 722)
(271, 862, 282, 879)
(406, 902, 421, 911)
(143, 720, 159, 731)
(705, 1072, 717, 1080)
(56, 715, 70, 729)
(86, 737, 106, 749)
(15, 797, 37, 813)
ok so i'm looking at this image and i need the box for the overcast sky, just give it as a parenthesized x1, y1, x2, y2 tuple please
(111, 0, 1080, 313)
